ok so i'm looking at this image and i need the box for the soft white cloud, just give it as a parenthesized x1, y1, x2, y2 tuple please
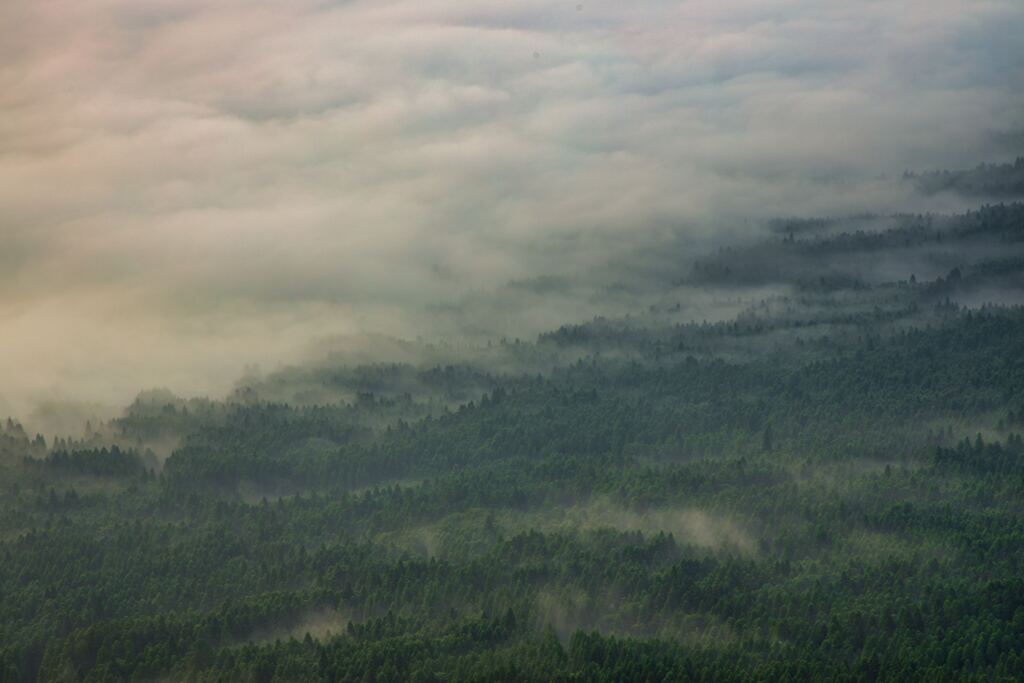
(0, 0, 1022, 414)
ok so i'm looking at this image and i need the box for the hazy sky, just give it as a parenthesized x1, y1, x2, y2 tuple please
(1, 0, 1023, 416)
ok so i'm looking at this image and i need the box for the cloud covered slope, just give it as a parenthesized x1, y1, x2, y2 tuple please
(1, 0, 1023, 412)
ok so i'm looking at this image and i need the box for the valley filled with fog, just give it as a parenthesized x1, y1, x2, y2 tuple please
(1, 1, 1023, 681)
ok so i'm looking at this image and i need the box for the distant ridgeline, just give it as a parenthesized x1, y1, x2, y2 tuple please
(904, 158, 1024, 197)
(1, 190, 1024, 680)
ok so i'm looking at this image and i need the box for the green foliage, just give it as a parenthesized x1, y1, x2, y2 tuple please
(2, 204, 1024, 681)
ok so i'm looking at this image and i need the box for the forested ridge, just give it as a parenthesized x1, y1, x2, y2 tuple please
(2, 203, 1024, 682)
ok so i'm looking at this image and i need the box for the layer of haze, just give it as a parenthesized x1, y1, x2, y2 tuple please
(2, 0, 1023, 419)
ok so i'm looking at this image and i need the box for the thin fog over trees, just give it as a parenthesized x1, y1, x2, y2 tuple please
(2, 184, 1024, 680)
(2, 0, 1024, 681)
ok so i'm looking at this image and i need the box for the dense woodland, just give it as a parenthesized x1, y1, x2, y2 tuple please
(1, 196, 1023, 681)
(903, 159, 1024, 198)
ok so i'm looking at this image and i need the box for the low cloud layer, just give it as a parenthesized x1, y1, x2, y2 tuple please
(2, 0, 1023, 416)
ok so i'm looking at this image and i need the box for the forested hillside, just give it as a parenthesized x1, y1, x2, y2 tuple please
(2, 203, 1024, 682)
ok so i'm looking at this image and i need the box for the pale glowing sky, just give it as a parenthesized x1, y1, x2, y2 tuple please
(1, 0, 1023, 417)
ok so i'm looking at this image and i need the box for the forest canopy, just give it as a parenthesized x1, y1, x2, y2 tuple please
(2, 1, 1024, 680)
(2, 190, 1024, 681)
